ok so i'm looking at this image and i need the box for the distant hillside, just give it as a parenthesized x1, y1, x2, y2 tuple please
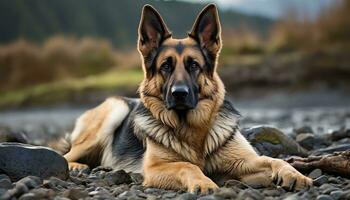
(0, 0, 273, 47)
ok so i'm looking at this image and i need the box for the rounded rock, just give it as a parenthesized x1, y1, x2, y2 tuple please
(314, 175, 329, 186)
(309, 169, 323, 179)
(0, 143, 69, 181)
(316, 194, 334, 200)
(177, 193, 197, 200)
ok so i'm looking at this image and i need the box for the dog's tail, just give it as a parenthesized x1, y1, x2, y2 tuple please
(47, 133, 71, 155)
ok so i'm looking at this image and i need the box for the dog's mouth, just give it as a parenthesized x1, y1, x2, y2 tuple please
(167, 101, 195, 111)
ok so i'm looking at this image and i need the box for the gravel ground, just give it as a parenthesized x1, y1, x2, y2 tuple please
(1, 164, 350, 200)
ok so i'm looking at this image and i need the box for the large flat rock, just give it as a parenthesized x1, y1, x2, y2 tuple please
(0, 142, 68, 181)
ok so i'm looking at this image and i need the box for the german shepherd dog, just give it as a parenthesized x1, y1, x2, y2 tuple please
(63, 4, 312, 193)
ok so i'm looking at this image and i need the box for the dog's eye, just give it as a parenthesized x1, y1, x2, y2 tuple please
(189, 61, 199, 72)
(161, 63, 171, 72)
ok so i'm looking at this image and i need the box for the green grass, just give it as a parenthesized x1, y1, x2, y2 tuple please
(0, 69, 143, 109)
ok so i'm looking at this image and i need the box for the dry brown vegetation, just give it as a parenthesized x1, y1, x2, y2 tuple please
(269, 0, 350, 52)
(0, 36, 121, 91)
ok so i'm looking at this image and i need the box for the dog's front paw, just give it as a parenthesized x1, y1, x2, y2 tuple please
(273, 164, 312, 191)
(68, 162, 89, 171)
(188, 177, 219, 194)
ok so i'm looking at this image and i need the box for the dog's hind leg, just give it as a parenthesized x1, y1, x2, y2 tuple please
(64, 97, 130, 170)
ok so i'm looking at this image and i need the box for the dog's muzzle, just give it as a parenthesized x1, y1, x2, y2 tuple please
(166, 83, 197, 110)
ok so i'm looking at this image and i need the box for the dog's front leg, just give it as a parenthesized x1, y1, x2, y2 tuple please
(211, 131, 313, 190)
(143, 139, 218, 193)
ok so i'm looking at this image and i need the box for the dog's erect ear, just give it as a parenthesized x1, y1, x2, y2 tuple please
(138, 5, 171, 75)
(189, 4, 221, 71)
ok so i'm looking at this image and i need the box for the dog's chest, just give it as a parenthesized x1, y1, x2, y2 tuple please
(133, 100, 240, 163)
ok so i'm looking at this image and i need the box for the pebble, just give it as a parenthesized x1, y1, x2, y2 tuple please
(262, 188, 284, 197)
(162, 192, 177, 198)
(295, 126, 314, 134)
(18, 193, 36, 200)
(237, 189, 264, 200)
(0, 176, 12, 189)
(17, 176, 42, 189)
(320, 184, 339, 194)
(62, 188, 89, 200)
(197, 195, 218, 200)
(112, 184, 129, 196)
(330, 190, 344, 200)
(177, 192, 197, 200)
(296, 133, 317, 150)
(314, 175, 329, 186)
(339, 190, 350, 200)
(103, 170, 132, 186)
(309, 169, 323, 179)
(214, 187, 237, 199)
(144, 187, 164, 194)
(43, 177, 69, 188)
(317, 194, 334, 200)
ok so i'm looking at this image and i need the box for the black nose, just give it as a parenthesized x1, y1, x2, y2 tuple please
(171, 84, 189, 99)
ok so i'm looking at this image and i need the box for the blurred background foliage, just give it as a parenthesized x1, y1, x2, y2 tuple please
(0, 0, 349, 109)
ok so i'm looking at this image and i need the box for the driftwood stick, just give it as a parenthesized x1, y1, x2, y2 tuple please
(286, 151, 350, 177)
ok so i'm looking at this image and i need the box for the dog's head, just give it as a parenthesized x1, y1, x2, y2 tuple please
(138, 4, 225, 128)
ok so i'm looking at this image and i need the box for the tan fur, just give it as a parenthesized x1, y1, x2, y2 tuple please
(64, 97, 130, 170)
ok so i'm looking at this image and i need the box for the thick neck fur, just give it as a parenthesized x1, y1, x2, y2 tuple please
(134, 79, 239, 165)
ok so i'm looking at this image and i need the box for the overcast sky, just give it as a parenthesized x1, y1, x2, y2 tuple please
(182, 0, 337, 19)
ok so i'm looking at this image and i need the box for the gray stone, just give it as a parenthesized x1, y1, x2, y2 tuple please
(316, 194, 334, 200)
(320, 184, 339, 194)
(296, 133, 316, 150)
(43, 177, 69, 188)
(62, 188, 89, 200)
(283, 193, 305, 200)
(53, 197, 70, 200)
(314, 175, 329, 186)
(162, 192, 177, 198)
(214, 187, 237, 199)
(144, 188, 164, 194)
(309, 169, 323, 179)
(297, 133, 331, 150)
(197, 195, 219, 200)
(237, 189, 264, 200)
(112, 184, 129, 196)
(242, 126, 308, 157)
(330, 190, 344, 200)
(328, 177, 343, 184)
(0, 128, 28, 143)
(0, 188, 6, 196)
(103, 170, 132, 186)
(262, 188, 284, 197)
(0, 143, 68, 181)
(30, 188, 56, 199)
(339, 190, 350, 200)
(17, 176, 42, 189)
(18, 193, 36, 200)
(294, 126, 314, 134)
(89, 189, 114, 199)
(177, 193, 197, 200)
(0, 178, 12, 189)
(7, 182, 29, 198)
